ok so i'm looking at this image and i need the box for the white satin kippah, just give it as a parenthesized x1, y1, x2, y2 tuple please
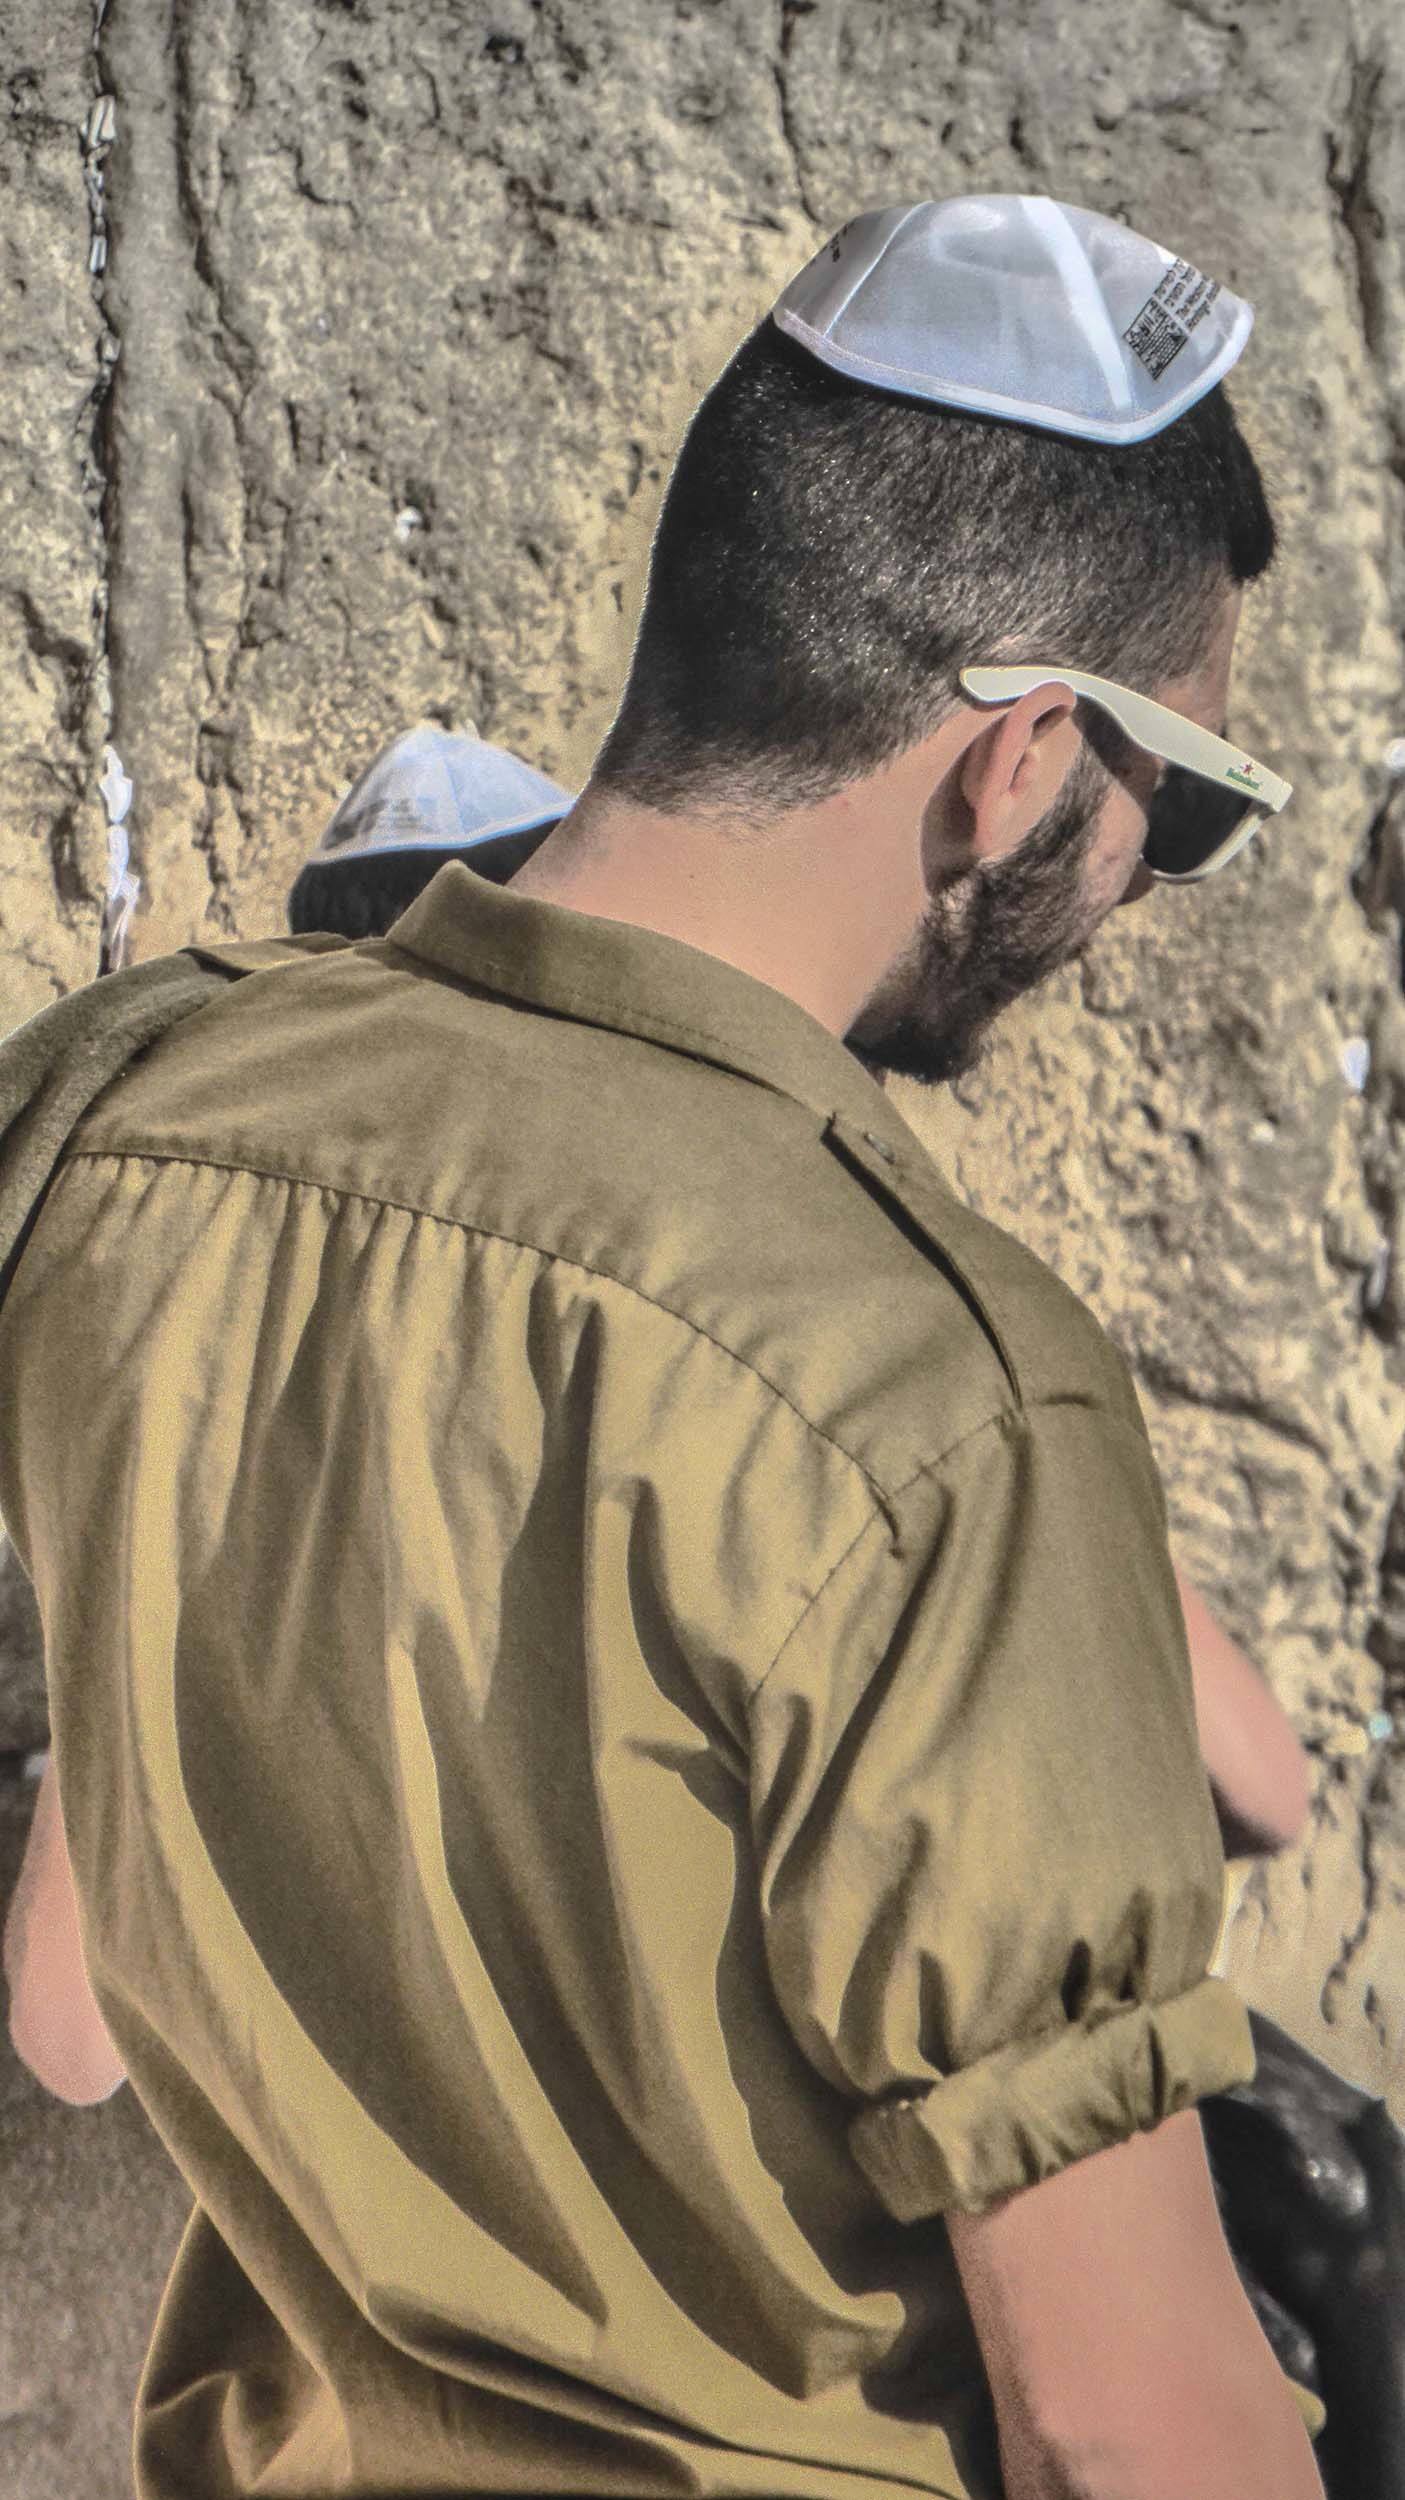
(770, 195, 1254, 444)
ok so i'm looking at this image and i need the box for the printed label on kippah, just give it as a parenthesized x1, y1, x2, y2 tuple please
(1123, 256, 1222, 381)
(320, 796, 431, 850)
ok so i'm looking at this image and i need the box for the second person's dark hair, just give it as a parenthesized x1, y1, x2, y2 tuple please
(286, 848, 467, 940)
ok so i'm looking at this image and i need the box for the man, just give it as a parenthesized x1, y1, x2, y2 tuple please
(286, 724, 1316, 1863)
(0, 197, 1328, 2498)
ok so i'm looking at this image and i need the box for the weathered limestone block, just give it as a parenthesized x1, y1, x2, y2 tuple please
(0, 1, 111, 1030)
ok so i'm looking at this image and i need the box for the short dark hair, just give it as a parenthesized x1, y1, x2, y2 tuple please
(287, 820, 564, 939)
(286, 848, 462, 940)
(590, 317, 1277, 824)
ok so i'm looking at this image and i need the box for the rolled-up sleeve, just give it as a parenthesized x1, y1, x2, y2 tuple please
(747, 1396, 1257, 2220)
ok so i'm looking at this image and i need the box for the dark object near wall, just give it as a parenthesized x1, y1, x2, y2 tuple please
(1201, 2007, 1405, 2500)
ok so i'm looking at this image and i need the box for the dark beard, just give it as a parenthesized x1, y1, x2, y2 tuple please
(842, 745, 1109, 1090)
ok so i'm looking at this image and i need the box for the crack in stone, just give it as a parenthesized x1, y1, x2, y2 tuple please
(168, 9, 258, 937)
(1350, 777, 1405, 991)
(1131, 1351, 1333, 1462)
(1322, 11, 1405, 1805)
(1364, 1472, 1405, 1693)
(1325, 25, 1401, 480)
(1006, 107, 1041, 175)
(10, 589, 93, 727)
(773, 0, 821, 227)
(64, 0, 122, 964)
(1320, 1749, 1393, 2035)
(1327, 21, 1405, 983)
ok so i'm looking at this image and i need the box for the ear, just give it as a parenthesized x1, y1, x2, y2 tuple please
(955, 684, 1081, 867)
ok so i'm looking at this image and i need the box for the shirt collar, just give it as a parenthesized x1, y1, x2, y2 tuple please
(380, 861, 928, 1161)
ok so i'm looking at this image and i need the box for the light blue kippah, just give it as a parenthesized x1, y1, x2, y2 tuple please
(311, 726, 573, 865)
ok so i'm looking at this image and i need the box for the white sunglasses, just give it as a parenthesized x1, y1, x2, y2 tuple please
(959, 664, 1293, 884)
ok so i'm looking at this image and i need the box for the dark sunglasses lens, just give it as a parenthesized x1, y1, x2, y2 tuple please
(1142, 764, 1259, 879)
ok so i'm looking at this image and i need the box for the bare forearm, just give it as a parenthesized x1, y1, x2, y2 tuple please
(995, 2367, 1326, 2500)
(955, 2110, 1328, 2500)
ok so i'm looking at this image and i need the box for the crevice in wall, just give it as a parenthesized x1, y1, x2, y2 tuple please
(1323, 11, 1405, 1819)
(1326, 32, 1402, 480)
(1327, 20, 1405, 999)
(774, 0, 821, 226)
(171, 11, 247, 936)
(1128, 1352, 1332, 1463)
(82, 0, 134, 972)
(1350, 776, 1405, 993)
(1327, 20, 1405, 995)
(1320, 1751, 1392, 2038)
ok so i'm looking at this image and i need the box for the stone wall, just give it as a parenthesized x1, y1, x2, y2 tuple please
(1, 2, 1403, 2492)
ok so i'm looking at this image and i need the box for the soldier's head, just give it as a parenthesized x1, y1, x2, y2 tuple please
(545, 200, 1281, 1086)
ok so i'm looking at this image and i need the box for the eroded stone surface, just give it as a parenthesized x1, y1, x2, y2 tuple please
(1, 1, 1403, 2489)
(0, 2, 111, 1030)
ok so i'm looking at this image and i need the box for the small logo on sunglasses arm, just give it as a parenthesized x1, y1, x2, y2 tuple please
(1225, 762, 1261, 792)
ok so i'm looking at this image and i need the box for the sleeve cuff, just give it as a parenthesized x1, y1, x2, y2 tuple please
(848, 1974, 1257, 2220)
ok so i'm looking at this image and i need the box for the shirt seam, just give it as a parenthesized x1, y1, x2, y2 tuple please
(57, 1142, 907, 1539)
(750, 1395, 1157, 1709)
(749, 1503, 896, 1713)
(749, 1409, 1020, 1712)
(883, 1391, 1153, 1509)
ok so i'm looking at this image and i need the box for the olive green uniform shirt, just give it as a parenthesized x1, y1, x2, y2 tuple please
(0, 863, 1274, 2498)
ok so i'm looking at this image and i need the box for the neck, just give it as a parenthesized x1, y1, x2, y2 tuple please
(507, 780, 929, 1042)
